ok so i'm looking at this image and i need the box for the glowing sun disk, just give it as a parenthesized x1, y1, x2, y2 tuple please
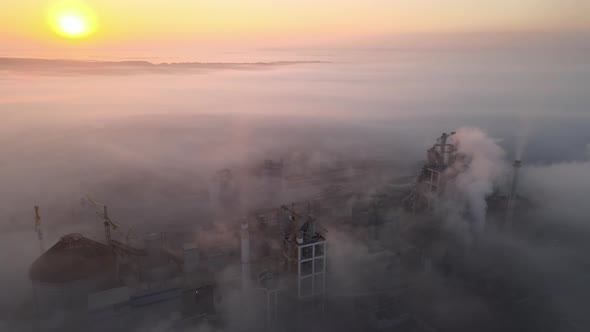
(59, 15, 86, 36)
(48, 1, 97, 39)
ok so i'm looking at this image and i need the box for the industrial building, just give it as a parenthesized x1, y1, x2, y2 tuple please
(28, 130, 534, 332)
(30, 200, 331, 331)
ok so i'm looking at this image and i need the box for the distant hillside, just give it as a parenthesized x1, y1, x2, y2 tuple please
(0, 57, 325, 75)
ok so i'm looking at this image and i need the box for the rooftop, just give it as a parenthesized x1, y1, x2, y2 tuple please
(30, 233, 116, 283)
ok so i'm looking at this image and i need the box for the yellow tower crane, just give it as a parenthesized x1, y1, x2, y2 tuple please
(83, 195, 118, 245)
(34, 205, 45, 253)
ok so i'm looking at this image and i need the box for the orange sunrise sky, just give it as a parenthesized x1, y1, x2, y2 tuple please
(1, 0, 589, 59)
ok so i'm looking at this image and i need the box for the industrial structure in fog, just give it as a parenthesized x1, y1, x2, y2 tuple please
(28, 130, 529, 332)
(404, 132, 527, 232)
(405, 132, 459, 212)
(29, 200, 330, 331)
(30, 233, 117, 328)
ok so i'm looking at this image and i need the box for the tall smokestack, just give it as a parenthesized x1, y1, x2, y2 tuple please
(144, 233, 162, 267)
(509, 160, 522, 200)
(506, 160, 522, 230)
(241, 220, 251, 291)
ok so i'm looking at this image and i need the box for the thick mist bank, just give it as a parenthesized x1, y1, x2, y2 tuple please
(1, 44, 589, 230)
(0, 44, 589, 330)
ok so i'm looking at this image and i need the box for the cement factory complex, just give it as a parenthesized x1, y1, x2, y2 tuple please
(29, 131, 535, 332)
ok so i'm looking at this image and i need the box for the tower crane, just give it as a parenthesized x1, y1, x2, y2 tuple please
(34, 205, 45, 253)
(83, 195, 118, 244)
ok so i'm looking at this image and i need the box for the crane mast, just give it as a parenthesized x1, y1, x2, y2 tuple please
(84, 195, 118, 245)
(34, 205, 45, 253)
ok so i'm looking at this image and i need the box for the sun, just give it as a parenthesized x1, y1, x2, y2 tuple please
(48, 1, 97, 39)
(58, 15, 88, 37)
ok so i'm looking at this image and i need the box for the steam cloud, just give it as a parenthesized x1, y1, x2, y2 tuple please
(443, 127, 508, 234)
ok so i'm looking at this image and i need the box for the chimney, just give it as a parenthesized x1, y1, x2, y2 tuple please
(241, 221, 251, 290)
(144, 233, 162, 267)
(183, 243, 199, 272)
(506, 160, 522, 230)
(509, 160, 522, 200)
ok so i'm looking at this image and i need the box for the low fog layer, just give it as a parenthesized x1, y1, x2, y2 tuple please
(0, 39, 589, 331)
(0, 58, 324, 76)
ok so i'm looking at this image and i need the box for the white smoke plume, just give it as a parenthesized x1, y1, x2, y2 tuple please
(448, 127, 508, 233)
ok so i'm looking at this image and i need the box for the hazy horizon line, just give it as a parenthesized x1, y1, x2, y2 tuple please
(0, 57, 327, 76)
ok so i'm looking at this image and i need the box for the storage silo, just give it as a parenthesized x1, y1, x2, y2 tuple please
(29, 233, 116, 321)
